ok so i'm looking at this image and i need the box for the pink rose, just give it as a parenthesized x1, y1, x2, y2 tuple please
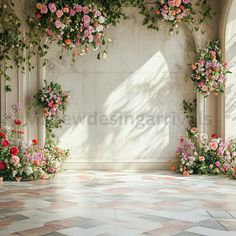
(12, 155, 20, 165)
(88, 25, 94, 33)
(45, 28, 53, 36)
(183, 0, 190, 4)
(215, 161, 220, 168)
(209, 142, 218, 151)
(191, 127, 198, 133)
(199, 156, 205, 161)
(168, 0, 176, 7)
(40, 5, 48, 14)
(84, 30, 89, 37)
(69, 9, 76, 16)
(83, 15, 91, 24)
(48, 3, 57, 13)
(95, 10, 101, 17)
(175, 0, 181, 7)
(48, 167, 56, 173)
(54, 20, 62, 29)
(201, 85, 208, 91)
(198, 82, 204, 87)
(63, 7, 69, 13)
(56, 10, 63, 18)
(83, 6, 90, 14)
(48, 101, 53, 107)
(75, 5, 83, 12)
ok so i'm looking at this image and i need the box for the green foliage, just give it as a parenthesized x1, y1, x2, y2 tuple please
(182, 98, 197, 128)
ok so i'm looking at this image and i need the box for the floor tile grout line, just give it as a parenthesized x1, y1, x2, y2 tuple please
(206, 210, 229, 231)
(225, 210, 236, 219)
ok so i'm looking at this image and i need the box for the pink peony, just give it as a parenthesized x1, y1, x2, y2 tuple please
(56, 10, 63, 18)
(40, 5, 48, 14)
(54, 20, 62, 29)
(12, 155, 20, 165)
(48, 3, 57, 13)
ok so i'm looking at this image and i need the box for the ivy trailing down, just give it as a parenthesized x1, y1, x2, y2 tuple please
(182, 98, 196, 128)
(0, 0, 24, 91)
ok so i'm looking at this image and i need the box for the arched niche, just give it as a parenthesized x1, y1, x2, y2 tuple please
(220, 0, 236, 139)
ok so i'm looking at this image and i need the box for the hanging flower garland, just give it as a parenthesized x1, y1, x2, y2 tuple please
(190, 41, 230, 97)
(138, 0, 212, 33)
(27, 1, 109, 60)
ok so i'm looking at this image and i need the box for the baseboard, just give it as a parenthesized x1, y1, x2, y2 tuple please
(62, 161, 172, 170)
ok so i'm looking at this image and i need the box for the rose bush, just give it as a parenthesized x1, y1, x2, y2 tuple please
(176, 128, 236, 177)
(0, 103, 69, 181)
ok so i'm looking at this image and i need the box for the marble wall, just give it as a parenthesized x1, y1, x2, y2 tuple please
(45, 8, 196, 168)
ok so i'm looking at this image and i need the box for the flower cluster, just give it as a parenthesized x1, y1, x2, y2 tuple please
(44, 137, 70, 174)
(176, 128, 236, 177)
(155, 0, 192, 23)
(191, 41, 230, 97)
(33, 80, 69, 132)
(0, 104, 69, 181)
(138, 0, 212, 33)
(30, 1, 108, 58)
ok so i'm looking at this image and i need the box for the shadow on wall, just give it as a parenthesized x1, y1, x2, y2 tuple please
(225, 4, 236, 135)
(49, 8, 195, 164)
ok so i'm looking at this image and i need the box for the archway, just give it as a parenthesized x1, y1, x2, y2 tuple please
(219, 0, 236, 139)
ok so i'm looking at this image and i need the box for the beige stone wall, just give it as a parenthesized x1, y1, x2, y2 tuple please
(1, 0, 233, 170)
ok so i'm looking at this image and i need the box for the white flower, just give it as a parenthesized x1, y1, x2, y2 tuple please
(25, 166, 33, 176)
(98, 16, 105, 24)
(96, 25, 104, 32)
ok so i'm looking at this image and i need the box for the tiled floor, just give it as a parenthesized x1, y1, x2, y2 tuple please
(1, 171, 236, 236)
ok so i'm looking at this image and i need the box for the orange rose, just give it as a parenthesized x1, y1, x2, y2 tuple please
(170, 165, 177, 171)
(183, 171, 190, 176)
(154, 10, 161, 15)
(64, 38, 71, 45)
(209, 142, 218, 150)
(36, 3, 43, 10)
(34, 160, 40, 166)
(175, 0, 181, 7)
(191, 64, 197, 70)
